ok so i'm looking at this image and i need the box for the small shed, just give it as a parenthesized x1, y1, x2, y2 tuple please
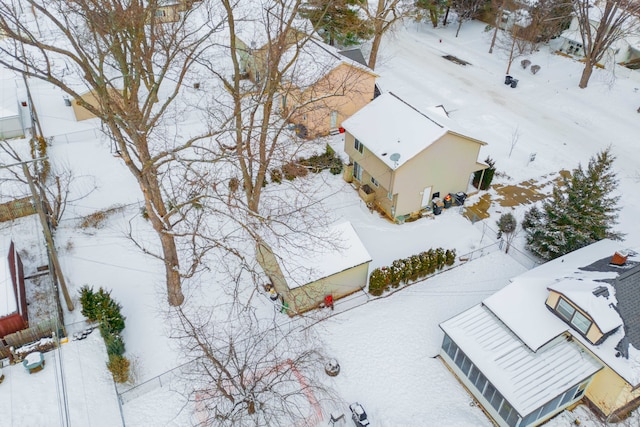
(0, 78, 25, 139)
(256, 222, 372, 315)
(0, 240, 28, 338)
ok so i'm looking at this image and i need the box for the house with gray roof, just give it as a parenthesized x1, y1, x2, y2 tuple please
(440, 239, 640, 426)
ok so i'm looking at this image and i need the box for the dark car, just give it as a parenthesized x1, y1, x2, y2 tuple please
(349, 402, 370, 426)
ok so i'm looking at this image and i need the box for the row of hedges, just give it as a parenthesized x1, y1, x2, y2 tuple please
(80, 286, 130, 383)
(368, 248, 456, 296)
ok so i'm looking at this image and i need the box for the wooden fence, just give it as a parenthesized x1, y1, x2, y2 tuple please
(0, 197, 36, 222)
(3, 318, 62, 350)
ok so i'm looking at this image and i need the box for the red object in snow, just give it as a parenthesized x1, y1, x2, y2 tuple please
(338, 127, 345, 134)
(324, 295, 334, 310)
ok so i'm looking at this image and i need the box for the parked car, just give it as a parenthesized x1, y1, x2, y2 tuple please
(349, 402, 370, 426)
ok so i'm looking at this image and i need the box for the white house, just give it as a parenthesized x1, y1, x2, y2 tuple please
(440, 239, 640, 426)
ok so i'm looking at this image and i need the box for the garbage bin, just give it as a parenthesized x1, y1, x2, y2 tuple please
(454, 192, 467, 206)
(432, 197, 444, 215)
(444, 194, 453, 209)
(510, 78, 519, 88)
(504, 75, 513, 85)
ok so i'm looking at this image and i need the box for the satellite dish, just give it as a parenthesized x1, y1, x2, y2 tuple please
(389, 153, 401, 162)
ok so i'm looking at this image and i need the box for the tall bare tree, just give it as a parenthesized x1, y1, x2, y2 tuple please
(574, 0, 640, 88)
(362, 0, 414, 70)
(173, 300, 336, 426)
(0, 0, 221, 305)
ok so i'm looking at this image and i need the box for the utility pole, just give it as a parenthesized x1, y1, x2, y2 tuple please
(21, 160, 74, 311)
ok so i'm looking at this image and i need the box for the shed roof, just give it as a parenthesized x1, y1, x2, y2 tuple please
(341, 92, 485, 170)
(0, 240, 17, 317)
(277, 221, 371, 289)
(441, 304, 602, 416)
(0, 77, 19, 119)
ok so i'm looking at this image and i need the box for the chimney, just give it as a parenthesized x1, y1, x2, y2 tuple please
(610, 250, 628, 266)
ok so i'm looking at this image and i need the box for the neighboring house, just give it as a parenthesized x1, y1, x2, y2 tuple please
(440, 239, 640, 426)
(0, 78, 25, 139)
(0, 240, 28, 338)
(155, 0, 199, 23)
(71, 88, 123, 121)
(341, 92, 488, 222)
(235, 26, 377, 137)
(256, 222, 371, 315)
(559, 14, 640, 66)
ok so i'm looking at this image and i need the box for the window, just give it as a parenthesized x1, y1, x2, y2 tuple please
(155, 9, 167, 17)
(387, 192, 393, 201)
(468, 366, 480, 384)
(371, 177, 379, 187)
(499, 400, 519, 427)
(474, 372, 487, 394)
(353, 162, 362, 181)
(571, 311, 591, 334)
(555, 298, 592, 336)
(354, 138, 364, 154)
(556, 298, 575, 321)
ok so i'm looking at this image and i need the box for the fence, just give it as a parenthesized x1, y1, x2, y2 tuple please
(3, 318, 62, 349)
(49, 128, 105, 145)
(0, 197, 36, 222)
(117, 358, 196, 405)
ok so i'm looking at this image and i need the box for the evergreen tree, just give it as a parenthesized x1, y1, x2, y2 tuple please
(300, 0, 372, 47)
(525, 148, 622, 260)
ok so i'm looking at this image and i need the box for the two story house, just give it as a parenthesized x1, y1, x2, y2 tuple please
(440, 239, 640, 426)
(235, 25, 376, 137)
(341, 92, 488, 222)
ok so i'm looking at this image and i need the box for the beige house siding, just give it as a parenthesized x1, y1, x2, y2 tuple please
(344, 130, 486, 219)
(288, 63, 376, 137)
(289, 262, 369, 314)
(586, 365, 640, 418)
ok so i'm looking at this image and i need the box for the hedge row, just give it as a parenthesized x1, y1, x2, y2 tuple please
(80, 286, 130, 383)
(368, 248, 456, 296)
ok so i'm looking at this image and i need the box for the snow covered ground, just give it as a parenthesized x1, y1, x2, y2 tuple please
(1, 14, 640, 427)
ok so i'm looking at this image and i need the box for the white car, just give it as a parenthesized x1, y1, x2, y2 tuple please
(349, 402, 370, 426)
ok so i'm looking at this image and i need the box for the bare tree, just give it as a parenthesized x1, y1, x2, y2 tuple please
(574, 0, 640, 88)
(173, 300, 337, 426)
(362, 0, 414, 70)
(450, 0, 484, 37)
(0, 0, 222, 305)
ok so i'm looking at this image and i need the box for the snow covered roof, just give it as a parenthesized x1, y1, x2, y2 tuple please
(441, 304, 602, 416)
(341, 92, 485, 170)
(483, 239, 640, 385)
(0, 77, 19, 119)
(277, 221, 371, 289)
(0, 240, 18, 317)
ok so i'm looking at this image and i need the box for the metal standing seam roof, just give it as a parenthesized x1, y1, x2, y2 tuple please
(441, 304, 602, 416)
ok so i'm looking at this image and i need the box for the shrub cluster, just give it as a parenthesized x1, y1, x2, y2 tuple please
(79, 286, 130, 383)
(368, 248, 456, 296)
(269, 145, 343, 184)
(299, 146, 343, 175)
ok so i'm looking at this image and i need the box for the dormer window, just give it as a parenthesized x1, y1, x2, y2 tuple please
(555, 298, 592, 335)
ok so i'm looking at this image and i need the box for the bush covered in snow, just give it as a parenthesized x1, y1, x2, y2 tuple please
(79, 286, 130, 383)
(368, 248, 456, 296)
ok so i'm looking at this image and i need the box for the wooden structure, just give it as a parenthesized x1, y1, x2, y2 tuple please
(0, 241, 28, 338)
